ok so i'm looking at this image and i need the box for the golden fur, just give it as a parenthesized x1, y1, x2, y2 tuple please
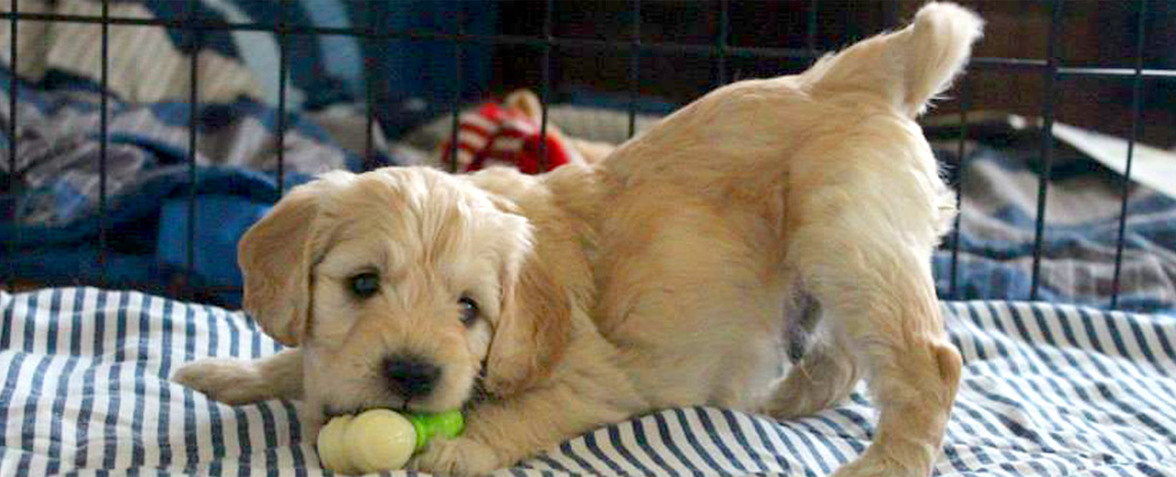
(174, 4, 983, 475)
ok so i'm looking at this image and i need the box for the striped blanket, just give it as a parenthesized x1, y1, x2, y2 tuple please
(1, 287, 1174, 476)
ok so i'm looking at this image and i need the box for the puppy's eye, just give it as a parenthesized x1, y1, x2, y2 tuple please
(458, 296, 479, 326)
(348, 272, 380, 298)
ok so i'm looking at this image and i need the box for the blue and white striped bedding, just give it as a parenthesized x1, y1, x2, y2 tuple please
(1, 287, 1174, 476)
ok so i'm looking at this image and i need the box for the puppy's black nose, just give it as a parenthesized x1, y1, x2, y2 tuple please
(382, 355, 441, 399)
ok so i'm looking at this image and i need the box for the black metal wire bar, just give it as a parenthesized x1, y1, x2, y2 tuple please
(6, 9, 1176, 81)
(1029, 0, 1064, 301)
(0, 11, 774, 51)
(98, 0, 109, 285)
(6, 0, 17, 286)
(949, 77, 971, 300)
(627, 0, 641, 138)
(537, 0, 554, 171)
(983, 61, 1176, 80)
(448, 8, 463, 173)
(716, 0, 729, 85)
(0, 12, 818, 61)
(807, 0, 818, 54)
(363, 1, 376, 171)
(1057, 66, 1176, 79)
(1110, 0, 1150, 309)
(275, 0, 288, 196)
(882, 1, 899, 28)
(972, 59, 1176, 80)
(634, 42, 808, 61)
(972, 57, 1048, 70)
(185, 0, 200, 291)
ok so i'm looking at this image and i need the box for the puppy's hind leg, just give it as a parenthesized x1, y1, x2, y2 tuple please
(762, 332, 860, 420)
(172, 347, 303, 405)
(776, 131, 963, 476)
(785, 219, 961, 477)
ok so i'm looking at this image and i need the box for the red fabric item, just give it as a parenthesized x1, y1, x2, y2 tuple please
(439, 101, 573, 174)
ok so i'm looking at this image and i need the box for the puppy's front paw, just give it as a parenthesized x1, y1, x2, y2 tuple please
(172, 359, 269, 405)
(409, 437, 504, 476)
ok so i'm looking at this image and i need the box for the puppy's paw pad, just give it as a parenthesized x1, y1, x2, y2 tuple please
(172, 359, 266, 405)
(409, 437, 502, 476)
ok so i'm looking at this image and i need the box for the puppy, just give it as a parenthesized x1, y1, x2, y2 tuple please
(174, 4, 981, 476)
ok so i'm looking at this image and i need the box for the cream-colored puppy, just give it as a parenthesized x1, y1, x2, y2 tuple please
(174, 4, 981, 476)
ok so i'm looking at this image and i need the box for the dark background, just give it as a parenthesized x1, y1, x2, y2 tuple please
(494, 0, 1176, 147)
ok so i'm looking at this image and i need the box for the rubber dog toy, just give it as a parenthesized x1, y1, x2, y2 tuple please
(316, 409, 464, 474)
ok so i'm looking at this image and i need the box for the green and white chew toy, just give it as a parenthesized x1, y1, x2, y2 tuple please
(316, 409, 464, 474)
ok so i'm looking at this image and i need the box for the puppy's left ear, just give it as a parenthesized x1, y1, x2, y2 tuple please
(238, 171, 353, 346)
(481, 209, 573, 398)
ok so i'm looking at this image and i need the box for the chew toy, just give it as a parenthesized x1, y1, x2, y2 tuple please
(316, 409, 464, 474)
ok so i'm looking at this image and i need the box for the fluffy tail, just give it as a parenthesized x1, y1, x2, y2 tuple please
(803, 2, 984, 118)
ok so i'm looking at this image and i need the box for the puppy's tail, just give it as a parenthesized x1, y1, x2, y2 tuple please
(803, 2, 983, 118)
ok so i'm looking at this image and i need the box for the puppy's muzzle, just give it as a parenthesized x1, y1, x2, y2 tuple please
(382, 354, 441, 399)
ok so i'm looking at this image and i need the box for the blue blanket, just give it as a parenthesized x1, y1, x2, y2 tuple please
(926, 121, 1176, 316)
(0, 66, 388, 304)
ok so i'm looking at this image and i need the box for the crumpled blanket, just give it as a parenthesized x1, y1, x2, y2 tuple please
(927, 119, 1176, 316)
(0, 65, 390, 303)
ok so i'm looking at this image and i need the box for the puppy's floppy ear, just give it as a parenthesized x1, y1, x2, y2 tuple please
(481, 208, 573, 398)
(238, 171, 352, 346)
(803, 2, 983, 117)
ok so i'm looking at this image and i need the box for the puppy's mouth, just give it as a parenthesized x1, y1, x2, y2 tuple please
(322, 402, 411, 420)
(322, 390, 476, 419)
(322, 395, 412, 419)
(319, 367, 483, 419)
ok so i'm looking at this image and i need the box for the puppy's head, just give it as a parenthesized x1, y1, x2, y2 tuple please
(239, 167, 569, 417)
